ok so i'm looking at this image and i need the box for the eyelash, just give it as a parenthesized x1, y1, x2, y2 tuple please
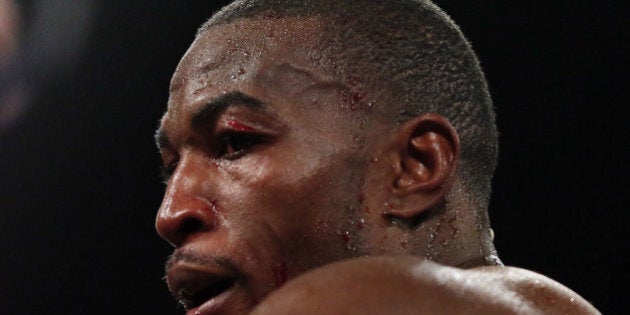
(160, 131, 265, 183)
(216, 131, 265, 160)
(160, 160, 178, 184)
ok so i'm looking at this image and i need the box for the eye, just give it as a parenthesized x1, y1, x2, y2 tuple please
(216, 132, 265, 159)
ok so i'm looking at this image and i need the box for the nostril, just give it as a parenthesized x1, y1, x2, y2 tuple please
(178, 217, 204, 238)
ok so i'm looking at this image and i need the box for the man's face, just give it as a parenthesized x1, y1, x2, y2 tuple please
(156, 17, 387, 315)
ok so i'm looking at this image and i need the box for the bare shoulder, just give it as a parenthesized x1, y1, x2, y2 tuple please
(466, 264, 600, 314)
(251, 256, 600, 315)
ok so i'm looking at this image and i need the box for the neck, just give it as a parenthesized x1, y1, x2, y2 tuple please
(414, 179, 500, 267)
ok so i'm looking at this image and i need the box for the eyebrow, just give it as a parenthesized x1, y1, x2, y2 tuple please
(154, 91, 265, 150)
(191, 91, 264, 128)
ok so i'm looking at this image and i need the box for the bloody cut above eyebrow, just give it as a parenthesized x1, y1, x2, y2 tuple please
(190, 91, 265, 129)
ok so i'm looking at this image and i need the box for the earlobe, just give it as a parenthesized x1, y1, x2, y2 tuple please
(388, 114, 459, 219)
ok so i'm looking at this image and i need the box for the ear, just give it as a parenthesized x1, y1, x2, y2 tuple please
(387, 113, 460, 219)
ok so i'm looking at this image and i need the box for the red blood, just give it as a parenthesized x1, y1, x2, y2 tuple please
(356, 219, 364, 229)
(227, 120, 254, 131)
(273, 262, 289, 287)
(400, 240, 408, 249)
(352, 91, 363, 103)
(357, 192, 365, 204)
(342, 231, 350, 244)
(339, 88, 364, 109)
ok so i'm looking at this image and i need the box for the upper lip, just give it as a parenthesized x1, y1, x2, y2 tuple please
(166, 256, 239, 310)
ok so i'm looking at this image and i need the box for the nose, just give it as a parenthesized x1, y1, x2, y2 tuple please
(156, 152, 216, 247)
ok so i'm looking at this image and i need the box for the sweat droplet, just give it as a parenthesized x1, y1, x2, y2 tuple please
(209, 200, 220, 214)
(447, 216, 459, 237)
(383, 202, 394, 214)
(314, 220, 330, 232)
(356, 218, 365, 229)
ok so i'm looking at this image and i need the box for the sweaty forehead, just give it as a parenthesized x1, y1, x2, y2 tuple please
(163, 15, 346, 128)
(169, 16, 327, 94)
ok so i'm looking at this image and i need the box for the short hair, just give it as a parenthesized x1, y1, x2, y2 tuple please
(200, 0, 498, 212)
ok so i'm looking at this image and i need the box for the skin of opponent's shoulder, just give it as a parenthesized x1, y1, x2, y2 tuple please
(468, 265, 600, 314)
(250, 256, 600, 315)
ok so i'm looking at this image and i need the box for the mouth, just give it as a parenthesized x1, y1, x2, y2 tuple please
(167, 259, 239, 312)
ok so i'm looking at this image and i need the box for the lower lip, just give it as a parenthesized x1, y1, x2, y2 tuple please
(187, 286, 236, 315)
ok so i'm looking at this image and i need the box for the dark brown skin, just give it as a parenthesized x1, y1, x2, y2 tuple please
(155, 16, 599, 315)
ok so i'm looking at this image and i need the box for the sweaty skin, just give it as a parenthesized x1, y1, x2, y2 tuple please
(251, 256, 599, 315)
(156, 14, 600, 315)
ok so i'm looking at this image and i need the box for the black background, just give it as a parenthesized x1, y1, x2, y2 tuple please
(1, 1, 626, 314)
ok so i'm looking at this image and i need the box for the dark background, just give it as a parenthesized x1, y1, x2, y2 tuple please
(0, 1, 626, 314)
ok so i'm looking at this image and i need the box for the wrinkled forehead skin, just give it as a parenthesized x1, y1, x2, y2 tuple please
(162, 16, 348, 133)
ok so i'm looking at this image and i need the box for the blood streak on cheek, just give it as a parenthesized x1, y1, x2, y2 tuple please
(273, 261, 289, 288)
(227, 119, 254, 131)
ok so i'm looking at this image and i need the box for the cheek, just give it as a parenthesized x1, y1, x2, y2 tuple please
(219, 150, 364, 264)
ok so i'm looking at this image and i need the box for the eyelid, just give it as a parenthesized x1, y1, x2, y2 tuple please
(158, 111, 282, 182)
(158, 120, 259, 182)
(215, 130, 270, 160)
